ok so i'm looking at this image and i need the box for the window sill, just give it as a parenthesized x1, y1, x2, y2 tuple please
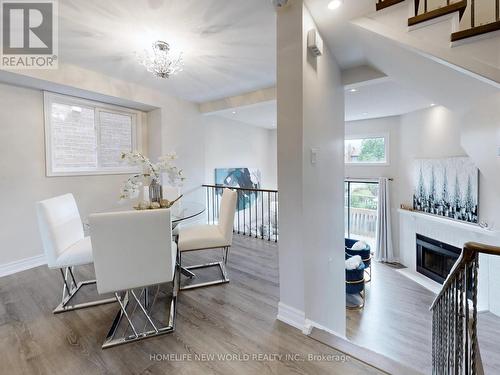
(346, 162, 390, 167)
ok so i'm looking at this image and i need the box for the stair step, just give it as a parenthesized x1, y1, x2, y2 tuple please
(408, 0, 467, 27)
(376, 0, 406, 11)
(451, 20, 500, 42)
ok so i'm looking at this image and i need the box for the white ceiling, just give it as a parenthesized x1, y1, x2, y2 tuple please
(207, 78, 434, 128)
(305, 0, 375, 68)
(345, 79, 434, 121)
(210, 101, 277, 129)
(56, 0, 481, 126)
(58, 0, 276, 103)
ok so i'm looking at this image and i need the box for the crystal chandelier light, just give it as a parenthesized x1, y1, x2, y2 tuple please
(137, 41, 184, 79)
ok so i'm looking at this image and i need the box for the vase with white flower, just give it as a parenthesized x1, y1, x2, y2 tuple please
(120, 152, 185, 209)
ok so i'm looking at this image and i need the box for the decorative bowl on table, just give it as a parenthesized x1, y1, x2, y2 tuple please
(134, 195, 183, 210)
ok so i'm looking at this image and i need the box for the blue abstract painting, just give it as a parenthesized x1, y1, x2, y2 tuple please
(215, 168, 261, 211)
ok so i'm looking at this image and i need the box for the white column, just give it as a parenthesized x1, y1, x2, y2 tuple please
(277, 0, 346, 336)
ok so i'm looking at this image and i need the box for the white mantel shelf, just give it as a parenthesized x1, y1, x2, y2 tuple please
(397, 209, 500, 238)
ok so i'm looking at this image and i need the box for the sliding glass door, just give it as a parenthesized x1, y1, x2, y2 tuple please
(345, 181, 379, 250)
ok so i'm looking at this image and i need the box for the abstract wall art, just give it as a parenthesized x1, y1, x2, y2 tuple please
(215, 168, 261, 211)
(412, 157, 479, 224)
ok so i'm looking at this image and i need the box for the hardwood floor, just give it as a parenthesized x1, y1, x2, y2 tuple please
(0, 235, 381, 375)
(346, 261, 500, 375)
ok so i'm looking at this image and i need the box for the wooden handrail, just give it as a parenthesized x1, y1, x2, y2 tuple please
(202, 184, 278, 193)
(430, 241, 500, 309)
(464, 241, 500, 256)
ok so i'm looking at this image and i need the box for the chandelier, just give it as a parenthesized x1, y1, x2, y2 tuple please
(137, 41, 183, 79)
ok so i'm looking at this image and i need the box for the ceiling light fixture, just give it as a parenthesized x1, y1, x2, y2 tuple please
(137, 41, 183, 79)
(328, 0, 343, 10)
(430, 103, 436, 107)
(349, 88, 358, 93)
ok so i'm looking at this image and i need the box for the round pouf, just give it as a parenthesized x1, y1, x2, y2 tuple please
(346, 262, 365, 310)
(345, 238, 372, 282)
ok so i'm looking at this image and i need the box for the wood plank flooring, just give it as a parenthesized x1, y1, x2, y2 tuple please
(346, 261, 500, 375)
(0, 235, 381, 375)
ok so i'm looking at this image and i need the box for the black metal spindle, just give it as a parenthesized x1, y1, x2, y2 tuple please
(249, 190, 252, 237)
(424, 0, 428, 13)
(471, 256, 478, 375)
(212, 187, 215, 224)
(255, 192, 258, 238)
(274, 192, 278, 242)
(471, 0, 475, 28)
(464, 266, 469, 375)
(268, 192, 271, 241)
(243, 190, 246, 235)
(206, 187, 210, 223)
(237, 190, 240, 233)
(216, 187, 220, 223)
(496, 0, 499, 21)
(260, 192, 264, 239)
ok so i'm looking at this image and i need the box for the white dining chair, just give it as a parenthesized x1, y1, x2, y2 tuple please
(177, 188, 237, 290)
(89, 209, 178, 349)
(36, 194, 116, 314)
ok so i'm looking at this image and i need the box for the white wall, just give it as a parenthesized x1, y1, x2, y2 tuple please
(459, 92, 500, 316)
(203, 116, 277, 189)
(277, 0, 345, 336)
(0, 84, 139, 266)
(351, 102, 500, 316)
(0, 64, 205, 270)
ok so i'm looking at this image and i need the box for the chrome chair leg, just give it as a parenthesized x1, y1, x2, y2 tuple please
(53, 266, 116, 314)
(179, 247, 230, 291)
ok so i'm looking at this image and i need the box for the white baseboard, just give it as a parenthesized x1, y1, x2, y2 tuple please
(0, 254, 46, 278)
(304, 319, 345, 339)
(277, 302, 306, 331)
(277, 302, 345, 338)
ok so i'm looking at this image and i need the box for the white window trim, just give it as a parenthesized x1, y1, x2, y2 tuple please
(345, 132, 390, 166)
(44, 92, 143, 177)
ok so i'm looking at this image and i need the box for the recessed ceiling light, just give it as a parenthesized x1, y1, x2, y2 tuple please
(430, 103, 436, 107)
(232, 111, 236, 114)
(328, 0, 343, 10)
(349, 88, 358, 93)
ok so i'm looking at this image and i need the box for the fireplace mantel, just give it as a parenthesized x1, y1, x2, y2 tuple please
(397, 208, 498, 311)
(397, 209, 500, 237)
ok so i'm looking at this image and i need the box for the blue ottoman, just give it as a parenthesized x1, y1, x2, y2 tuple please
(345, 238, 372, 282)
(346, 261, 365, 310)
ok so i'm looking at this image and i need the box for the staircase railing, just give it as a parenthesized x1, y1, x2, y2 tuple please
(451, 0, 500, 41)
(203, 184, 278, 242)
(410, 0, 468, 26)
(430, 242, 500, 374)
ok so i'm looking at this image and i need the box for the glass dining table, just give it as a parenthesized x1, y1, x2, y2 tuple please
(99, 201, 206, 224)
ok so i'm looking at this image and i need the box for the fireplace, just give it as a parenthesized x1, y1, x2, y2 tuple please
(416, 234, 461, 284)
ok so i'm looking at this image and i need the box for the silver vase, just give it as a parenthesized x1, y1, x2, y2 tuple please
(149, 179, 162, 203)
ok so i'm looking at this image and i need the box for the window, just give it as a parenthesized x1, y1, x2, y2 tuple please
(345, 134, 389, 165)
(345, 180, 379, 250)
(44, 92, 142, 176)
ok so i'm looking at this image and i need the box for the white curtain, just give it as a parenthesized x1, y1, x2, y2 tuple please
(375, 177, 395, 262)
